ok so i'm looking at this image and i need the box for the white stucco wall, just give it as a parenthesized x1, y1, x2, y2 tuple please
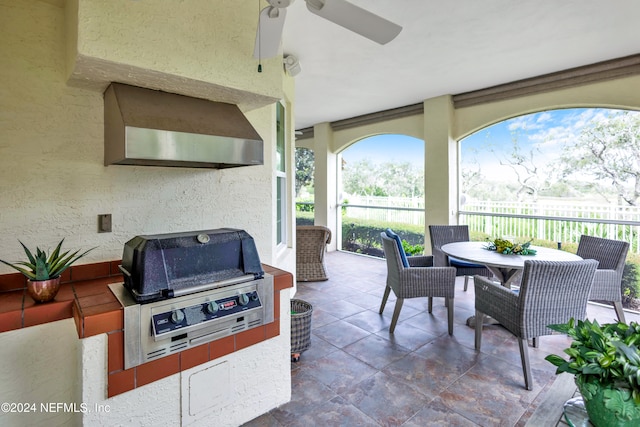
(65, 0, 282, 110)
(0, 0, 293, 271)
(0, 319, 80, 427)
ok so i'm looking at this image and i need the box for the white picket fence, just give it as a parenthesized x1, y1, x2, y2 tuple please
(344, 195, 425, 226)
(342, 197, 640, 253)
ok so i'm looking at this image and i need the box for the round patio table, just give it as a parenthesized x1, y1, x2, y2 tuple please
(441, 241, 583, 327)
(441, 241, 583, 288)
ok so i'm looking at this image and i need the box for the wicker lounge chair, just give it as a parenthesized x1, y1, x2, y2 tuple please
(474, 259, 598, 390)
(576, 235, 629, 323)
(429, 225, 492, 291)
(380, 230, 457, 334)
(296, 225, 331, 281)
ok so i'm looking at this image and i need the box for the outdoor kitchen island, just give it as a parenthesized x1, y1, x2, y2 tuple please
(0, 260, 293, 427)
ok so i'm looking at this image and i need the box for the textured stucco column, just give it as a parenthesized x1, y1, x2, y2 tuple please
(312, 122, 338, 252)
(424, 95, 457, 249)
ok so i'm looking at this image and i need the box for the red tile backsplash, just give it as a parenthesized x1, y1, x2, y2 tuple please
(71, 262, 111, 282)
(110, 260, 122, 276)
(73, 277, 122, 298)
(72, 302, 83, 338)
(108, 331, 124, 373)
(0, 272, 26, 292)
(77, 292, 118, 308)
(235, 325, 267, 351)
(136, 353, 180, 387)
(0, 289, 24, 314)
(209, 335, 235, 361)
(180, 344, 209, 371)
(23, 300, 74, 328)
(0, 310, 22, 333)
(54, 283, 76, 301)
(108, 369, 135, 398)
(82, 307, 123, 338)
(265, 317, 280, 339)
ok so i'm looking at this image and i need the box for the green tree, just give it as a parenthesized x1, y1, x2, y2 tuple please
(295, 147, 314, 197)
(378, 161, 424, 198)
(460, 148, 485, 198)
(342, 158, 423, 197)
(561, 111, 640, 206)
(498, 134, 552, 202)
(342, 158, 387, 196)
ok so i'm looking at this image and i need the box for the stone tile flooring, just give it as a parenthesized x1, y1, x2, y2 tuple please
(244, 251, 637, 426)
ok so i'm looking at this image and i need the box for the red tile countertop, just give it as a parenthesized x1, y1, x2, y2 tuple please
(0, 260, 124, 334)
(0, 261, 294, 397)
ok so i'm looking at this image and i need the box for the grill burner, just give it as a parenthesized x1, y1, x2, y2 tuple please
(110, 228, 274, 369)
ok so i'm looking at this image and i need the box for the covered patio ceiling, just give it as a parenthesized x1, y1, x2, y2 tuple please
(281, 0, 640, 130)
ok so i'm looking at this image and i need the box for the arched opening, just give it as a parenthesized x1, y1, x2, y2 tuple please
(460, 107, 640, 312)
(338, 134, 424, 257)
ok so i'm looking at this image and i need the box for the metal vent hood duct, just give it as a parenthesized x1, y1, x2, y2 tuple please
(104, 83, 264, 168)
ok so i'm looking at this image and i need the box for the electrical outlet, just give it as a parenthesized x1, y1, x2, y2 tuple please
(98, 214, 112, 233)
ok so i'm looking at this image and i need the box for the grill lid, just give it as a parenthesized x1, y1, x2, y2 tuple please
(120, 228, 264, 303)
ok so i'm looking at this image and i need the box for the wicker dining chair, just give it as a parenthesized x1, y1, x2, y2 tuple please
(576, 235, 629, 323)
(429, 225, 492, 291)
(474, 259, 598, 390)
(380, 230, 457, 334)
(296, 225, 332, 281)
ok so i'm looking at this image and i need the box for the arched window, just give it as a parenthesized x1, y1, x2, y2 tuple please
(460, 107, 640, 313)
(339, 134, 424, 256)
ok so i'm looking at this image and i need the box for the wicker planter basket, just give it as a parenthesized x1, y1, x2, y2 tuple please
(290, 299, 313, 362)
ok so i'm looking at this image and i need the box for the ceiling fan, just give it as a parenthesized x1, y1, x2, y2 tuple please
(253, 0, 403, 60)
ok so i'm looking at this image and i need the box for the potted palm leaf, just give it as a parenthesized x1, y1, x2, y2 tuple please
(0, 239, 95, 303)
(545, 318, 640, 426)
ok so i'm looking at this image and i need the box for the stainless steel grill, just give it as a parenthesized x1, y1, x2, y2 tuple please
(109, 229, 274, 369)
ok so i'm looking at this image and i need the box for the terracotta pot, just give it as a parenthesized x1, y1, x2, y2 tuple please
(26, 276, 61, 303)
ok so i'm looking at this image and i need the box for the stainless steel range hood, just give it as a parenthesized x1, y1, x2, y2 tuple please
(104, 83, 263, 168)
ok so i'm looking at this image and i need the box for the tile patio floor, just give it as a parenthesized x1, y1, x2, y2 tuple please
(244, 251, 639, 426)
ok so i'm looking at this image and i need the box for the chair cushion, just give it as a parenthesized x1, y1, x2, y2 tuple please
(385, 228, 409, 268)
(449, 257, 485, 269)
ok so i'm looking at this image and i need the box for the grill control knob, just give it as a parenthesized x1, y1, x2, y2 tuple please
(205, 301, 219, 315)
(170, 309, 185, 324)
(238, 293, 250, 306)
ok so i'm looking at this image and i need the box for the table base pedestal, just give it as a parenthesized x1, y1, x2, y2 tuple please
(466, 315, 500, 328)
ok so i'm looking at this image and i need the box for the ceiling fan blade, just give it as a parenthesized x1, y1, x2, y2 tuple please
(305, 0, 402, 45)
(253, 6, 287, 59)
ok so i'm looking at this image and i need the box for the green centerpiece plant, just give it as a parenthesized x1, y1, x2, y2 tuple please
(485, 237, 537, 255)
(0, 239, 94, 302)
(545, 318, 640, 426)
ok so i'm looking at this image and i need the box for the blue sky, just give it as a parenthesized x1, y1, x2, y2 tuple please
(341, 134, 424, 168)
(461, 108, 621, 180)
(340, 108, 633, 180)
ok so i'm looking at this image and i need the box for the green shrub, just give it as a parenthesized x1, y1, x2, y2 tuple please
(341, 217, 424, 257)
(622, 257, 640, 306)
(402, 240, 424, 256)
(295, 200, 314, 212)
(296, 211, 314, 226)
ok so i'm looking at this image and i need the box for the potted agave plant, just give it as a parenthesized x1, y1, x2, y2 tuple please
(0, 239, 94, 303)
(545, 318, 640, 426)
